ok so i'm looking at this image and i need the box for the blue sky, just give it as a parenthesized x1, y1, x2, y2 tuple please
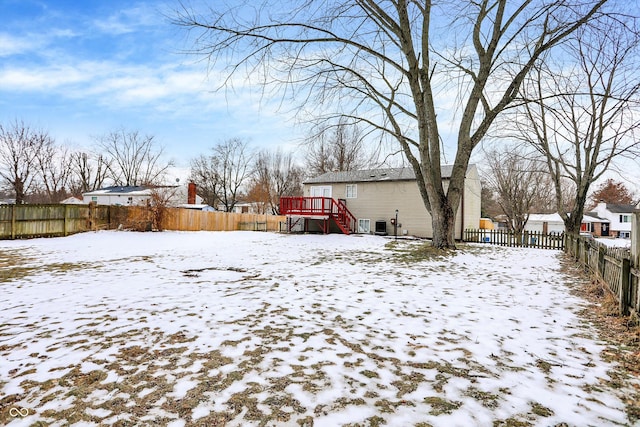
(0, 0, 305, 169)
(1, 1, 638, 193)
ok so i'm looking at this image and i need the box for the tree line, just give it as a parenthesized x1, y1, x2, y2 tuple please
(0, 121, 172, 204)
(480, 145, 638, 235)
(189, 119, 374, 214)
(0, 118, 371, 210)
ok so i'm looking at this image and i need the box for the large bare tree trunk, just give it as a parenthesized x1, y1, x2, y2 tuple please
(429, 197, 456, 249)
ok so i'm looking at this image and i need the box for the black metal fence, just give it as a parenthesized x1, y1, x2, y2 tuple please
(463, 229, 565, 250)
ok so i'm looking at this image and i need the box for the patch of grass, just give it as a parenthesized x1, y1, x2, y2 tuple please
(464, 386, 500, 409)
(0, 249, 91, 282)
(535, 359, 552, 375)
(360, 370, 379, 379)
(493, 419, 532, 427)
(423, 396, 462, 415)
(530, 401, 554, 417)
(386, 241, 455, 263)
(391, 371, 425, 397)
(365, 415, 387, 426)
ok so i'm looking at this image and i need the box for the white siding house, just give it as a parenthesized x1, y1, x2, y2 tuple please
(82, 185, 204, 207)
(592, 202, 636, 238)
(524, 213, 565, 234)
(83, 186, 152, 206)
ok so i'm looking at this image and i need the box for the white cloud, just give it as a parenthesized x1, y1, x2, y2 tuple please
(0, 32, 42, 56)
(92, 4, 161, 36)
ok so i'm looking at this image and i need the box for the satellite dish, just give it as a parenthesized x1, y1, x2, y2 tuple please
(176, 178, 180, 183)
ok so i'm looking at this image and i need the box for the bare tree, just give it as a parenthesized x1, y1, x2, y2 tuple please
(174, 0, 608, 248)
(513, 14, 640, 236)
(483, 147, 554, 235)
(249, 148, 304, 214)
(0, 120, 48, 203)
(214, 138, 254, 212)
(96, 128, 173, 186)
(69, 151, 111, 195)
(190, 153, 220, 207)
(189, 138, 254, 211)
(33, 140, 73, 203)
(306, 119, 370, 176)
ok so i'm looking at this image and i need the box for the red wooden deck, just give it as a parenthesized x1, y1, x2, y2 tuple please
(279, 197, 357, 235)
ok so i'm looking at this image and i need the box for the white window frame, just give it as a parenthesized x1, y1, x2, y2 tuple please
(358, 218, 370, 233)
(620, 214, 631, 223)
(620, 231, 631, 239)
(346, 184, 357, 199)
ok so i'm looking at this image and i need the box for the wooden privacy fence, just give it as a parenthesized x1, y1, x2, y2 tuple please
(464, 229, 565, 250)
(159, 208, 285, 232)
(0, 204, 110, 239)
(565, 234, 639, 317)
(0, 204, 286, 239)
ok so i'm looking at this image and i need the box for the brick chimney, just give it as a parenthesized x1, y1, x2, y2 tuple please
(187, 182, 196, 204)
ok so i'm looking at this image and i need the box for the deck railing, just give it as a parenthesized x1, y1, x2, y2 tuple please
(279, 197, 357, 234)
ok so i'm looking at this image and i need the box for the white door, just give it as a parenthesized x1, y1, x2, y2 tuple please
(310, 186, 332, 197)
(310, 186, 332, 212)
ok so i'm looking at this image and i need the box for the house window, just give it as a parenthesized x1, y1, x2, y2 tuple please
(358, 218, 370, 233)
(620, 215, 631, 223)
(620, 231, 630, 239)
(346, 184, 357, 198)
(91, 196, 97, 202)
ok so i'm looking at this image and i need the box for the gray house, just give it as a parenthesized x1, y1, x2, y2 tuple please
(285, 165, 481, 239)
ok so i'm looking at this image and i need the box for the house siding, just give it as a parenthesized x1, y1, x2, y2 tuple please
(304, 165, 481, 239)
(593, 202, 634, 238)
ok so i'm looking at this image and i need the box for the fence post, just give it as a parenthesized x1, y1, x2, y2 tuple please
(583, 239, 589, 267)
(621, 257, 631, 316)
(63, 204, 69, 236)
(10, 204, 16, 240)
(598, 245, 606, 277)
(89, 202, 95, 231)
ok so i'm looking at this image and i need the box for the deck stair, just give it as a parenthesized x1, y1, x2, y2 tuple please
(279, 197, 357, 235)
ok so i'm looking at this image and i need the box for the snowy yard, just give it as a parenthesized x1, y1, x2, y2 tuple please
(1, 231, 638, 426)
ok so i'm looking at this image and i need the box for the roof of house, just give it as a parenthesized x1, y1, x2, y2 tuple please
(304, 164, 470, 184)
(60, 196, 84, 205)
(83, 186, 151, 196)
(527, 213, 564, 223)
(603, 203, 636, 213)
(583, 212, 610, 223)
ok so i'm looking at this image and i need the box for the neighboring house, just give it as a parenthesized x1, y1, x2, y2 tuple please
(82, 183, 205, 207)
(83, 186, 152, 206)
(524, 213, 565, 234)
(581, 212, 610, 237)
(60, 196, 84, 205)
(291, 165, 481, 239)
(218, 202, 264, 214)
(180, 204, 216, 211)
(590, 202, 635, 238)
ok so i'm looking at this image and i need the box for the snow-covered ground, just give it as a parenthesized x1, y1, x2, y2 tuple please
(1, 231, 637, 426)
